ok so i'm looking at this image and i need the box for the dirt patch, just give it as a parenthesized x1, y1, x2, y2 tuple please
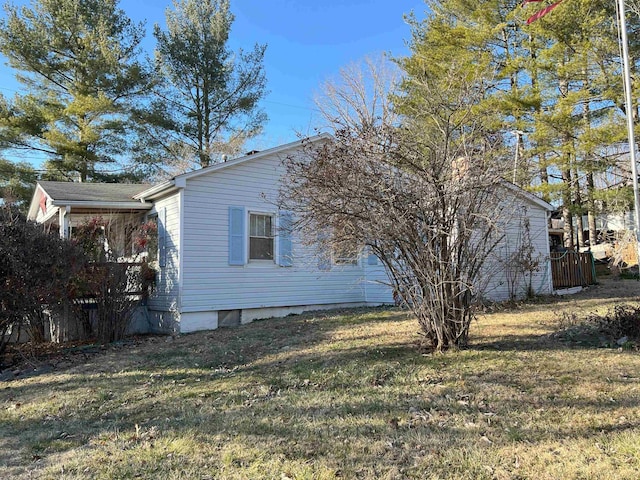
(569, 276, 640, 301)
(0, 335, 169, 381)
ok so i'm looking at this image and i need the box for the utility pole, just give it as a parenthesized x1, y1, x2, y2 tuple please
(616, 0, 640, 267)
(512, 130, 525, 185)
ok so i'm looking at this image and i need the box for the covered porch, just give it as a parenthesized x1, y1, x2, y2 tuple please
(27, 181, 154, 259)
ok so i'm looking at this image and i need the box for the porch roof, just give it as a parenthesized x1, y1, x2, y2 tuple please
(27, 181, 154, 222)
(37, 181, 151, 202)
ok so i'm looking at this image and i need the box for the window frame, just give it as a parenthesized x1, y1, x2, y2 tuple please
(248, 211, 275, 263)
(333, 246, 359, 266)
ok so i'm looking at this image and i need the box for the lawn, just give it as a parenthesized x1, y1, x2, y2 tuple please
(1, 279, 639, 479)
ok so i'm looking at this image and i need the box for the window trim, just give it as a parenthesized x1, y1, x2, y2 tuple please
(248, 211, 275, 263)
(332, 247, 360, 266)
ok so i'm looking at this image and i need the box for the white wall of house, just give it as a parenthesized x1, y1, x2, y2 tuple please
(177, 150, 371, 333)
(482, 195, 553, 302)
(147, 191, 181, 333)
(138, 143, 553, 334)
(363, 253, 395, 304)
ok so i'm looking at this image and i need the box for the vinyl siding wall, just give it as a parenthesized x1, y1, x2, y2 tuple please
(147, 192, 181, 322)
(175, 151, 551, 330)
(482, 197, 552, 301)
(363, 255, 396, 304)
(363, 195, 552, 305)
(180, 151, 368, 321)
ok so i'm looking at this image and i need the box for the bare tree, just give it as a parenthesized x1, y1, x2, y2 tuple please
(313, 54, 401, 132)
(282, 67, 509, 352)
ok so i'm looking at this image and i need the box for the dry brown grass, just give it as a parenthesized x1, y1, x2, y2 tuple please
(1, 278, 639, 479)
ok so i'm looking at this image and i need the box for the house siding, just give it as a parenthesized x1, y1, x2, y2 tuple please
(362, 195, 552, 306)
(147, 192, 181, 332)
(482, 196, 552, 301)
(179, 151, 369, 331)
(176, 153, 552, 331)
(363, 256, 395, 304)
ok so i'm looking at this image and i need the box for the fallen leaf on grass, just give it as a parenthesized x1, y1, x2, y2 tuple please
(480, 435, 493, 445)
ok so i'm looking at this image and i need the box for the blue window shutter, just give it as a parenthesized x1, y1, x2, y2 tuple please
(158, 208, 167, 268)
(278, 211, 293, 267)
(229, 206, 246, 265)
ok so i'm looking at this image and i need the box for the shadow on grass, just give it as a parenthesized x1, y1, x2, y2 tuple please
(4, 346, 640, 476)
(3, 297, 640, 478)
(1, 307, 409, 383)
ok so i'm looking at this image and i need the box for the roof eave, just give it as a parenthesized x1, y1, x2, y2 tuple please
(501, 181, 554, 211)
(134, 180, 178, 201)
(174, 133, 333, 183)
(50, 200, 153, 210)
(135, 134, 332, 200)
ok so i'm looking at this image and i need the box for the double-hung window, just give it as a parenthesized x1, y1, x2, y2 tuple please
(249, 213, 274, 261)
(333, 247, 359, 265)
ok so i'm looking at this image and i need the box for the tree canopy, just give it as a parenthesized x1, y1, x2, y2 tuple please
(135, 0, 267, 174)
(0, 158, 38, 210)
(402, 0, 640, 248)
(0, 0, 151, 181)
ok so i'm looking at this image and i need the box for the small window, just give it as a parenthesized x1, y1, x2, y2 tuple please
(334, 247, 359, 265)
(249, 213, 274, 261)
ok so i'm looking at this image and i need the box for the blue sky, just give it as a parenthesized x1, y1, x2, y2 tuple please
(0, 0, 425, 165)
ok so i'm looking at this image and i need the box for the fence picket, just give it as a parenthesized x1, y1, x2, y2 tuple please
(550, 251, 596, 289)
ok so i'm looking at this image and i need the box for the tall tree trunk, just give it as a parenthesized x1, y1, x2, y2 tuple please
(562, 167, 574, 249)
(529, 34, 551, 202)
(581, 63, 597, 247)
(586, 172, 598, 245)
(558, 70, 575, 249)
(573, 167, 585, 247)
(539, 154, 550, 204)
(203, 75, 211, 167)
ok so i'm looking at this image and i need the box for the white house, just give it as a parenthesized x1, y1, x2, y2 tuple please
(28, 135, 554, 334)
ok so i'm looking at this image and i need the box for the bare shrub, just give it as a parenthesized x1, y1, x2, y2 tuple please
(71, 216, 157, 343)
(556, 305, 640, 346)
(501, 212, 543, 300)
(282, 64, 508, 352)
(86, 263, 149, 343)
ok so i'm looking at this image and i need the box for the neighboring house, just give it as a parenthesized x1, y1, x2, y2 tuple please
(27, 135, 554, 334)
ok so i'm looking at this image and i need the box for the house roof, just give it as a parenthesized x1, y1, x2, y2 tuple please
(27, 181, 153, 221)
(27, 136, 553, 224)
(37, 181, 150, 202)
(501, 181, 554, 212)
(132, 135, 553, 214)
(135, 133, 332, 200)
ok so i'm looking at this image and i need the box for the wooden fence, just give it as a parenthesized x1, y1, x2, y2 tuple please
(550, 251, 597, 289)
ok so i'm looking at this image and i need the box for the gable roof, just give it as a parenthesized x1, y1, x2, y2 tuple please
(501, 181, 554, 212)
(37, 181, 150, 202)
(135, 134, 332, 201)
(27, 181, 153, 221)
(27, 135, 553, 223)
(132, 135, 553, 213)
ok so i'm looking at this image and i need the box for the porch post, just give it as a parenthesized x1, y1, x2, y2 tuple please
(58, 206, 70, 239)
